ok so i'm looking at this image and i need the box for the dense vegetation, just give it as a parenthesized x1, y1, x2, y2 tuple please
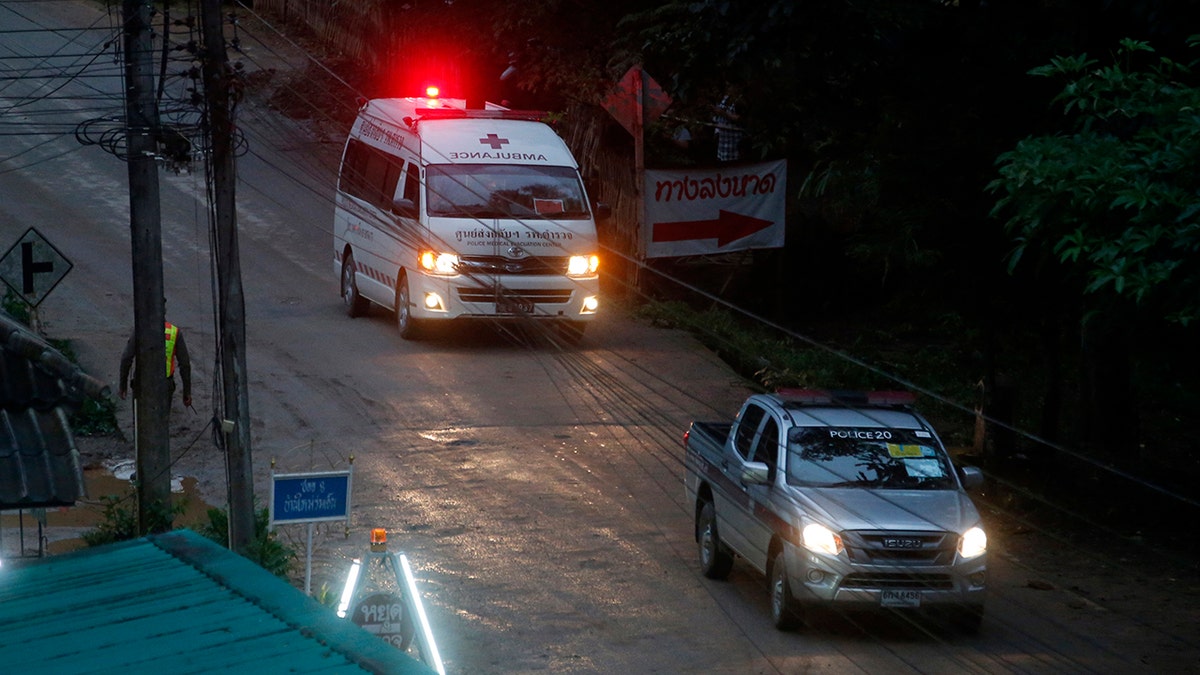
(256, 1, 1200, 523)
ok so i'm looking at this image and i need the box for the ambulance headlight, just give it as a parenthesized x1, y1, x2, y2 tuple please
(567, 254, 599, 277)
(419, 250, 459, 275)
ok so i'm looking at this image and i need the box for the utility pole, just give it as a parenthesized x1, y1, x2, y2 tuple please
(122, 0, 171, 534)
(200, 0, 255, 554)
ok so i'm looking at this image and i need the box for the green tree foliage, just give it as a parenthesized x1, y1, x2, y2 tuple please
(614, 0, 1054, 303)
(82, 495, 184, 547)
(198, 506, 297, 579)
(2, 288, 31, 323)
(83, 496, 295, 580)
(990, 37, 1200, 326)
(487, 0, 644, 104)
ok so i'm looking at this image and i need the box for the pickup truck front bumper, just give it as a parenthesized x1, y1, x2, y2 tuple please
(785, 540, 987, 610)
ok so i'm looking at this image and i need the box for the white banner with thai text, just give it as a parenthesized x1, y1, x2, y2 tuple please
(644, 160, 786, 258)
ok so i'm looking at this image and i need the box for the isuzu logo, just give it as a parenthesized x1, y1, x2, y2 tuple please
(506, 246, 527, 258)
(882, 537, 923, 549)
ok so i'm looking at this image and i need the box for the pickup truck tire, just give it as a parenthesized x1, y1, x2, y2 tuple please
(698, 501, 733, 580)
(769, 550, 802, 630)
(341, 253, 369, 318)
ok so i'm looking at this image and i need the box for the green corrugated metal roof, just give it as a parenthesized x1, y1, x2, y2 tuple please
(0, 529, 436, 674)
(1, 311, 107, 508)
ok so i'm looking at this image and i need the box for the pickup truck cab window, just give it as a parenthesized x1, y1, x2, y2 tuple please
(751, 417, 780, 478)
(785, 427, 955, 489)
(733, 404, 767, 461)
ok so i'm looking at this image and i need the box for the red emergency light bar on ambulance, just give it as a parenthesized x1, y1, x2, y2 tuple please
(332, 89, 611, 343)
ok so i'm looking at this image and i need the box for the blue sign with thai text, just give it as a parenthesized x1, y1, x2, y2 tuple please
(270, 470, 352, 525)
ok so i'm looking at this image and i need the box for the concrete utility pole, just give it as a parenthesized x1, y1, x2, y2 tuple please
(200, 0, 255, 554)
(122, 0, 171, 534)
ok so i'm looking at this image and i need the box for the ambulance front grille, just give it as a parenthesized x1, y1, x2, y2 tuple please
(458, 255, 570, 275)
(457, 288, 574, 304)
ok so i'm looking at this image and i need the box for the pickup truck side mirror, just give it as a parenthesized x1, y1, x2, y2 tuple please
(958, 465, 984, 491)
(741, 461, 770, 485)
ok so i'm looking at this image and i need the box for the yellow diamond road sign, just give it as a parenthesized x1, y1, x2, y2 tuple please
(1, 227, 73, 308)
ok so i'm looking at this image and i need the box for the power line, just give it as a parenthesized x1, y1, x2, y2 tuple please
(225, 0, 1200, 525)
(215, 21, 1197, 671)
(4, 4, 1195, 667)
(167, 2, 1200, 531)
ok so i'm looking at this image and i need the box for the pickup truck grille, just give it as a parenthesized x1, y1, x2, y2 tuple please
(842, 530, 956, 565)
(841, 572, 954, 590)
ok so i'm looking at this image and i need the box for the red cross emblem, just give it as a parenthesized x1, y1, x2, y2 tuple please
(480, 133, 509, 149)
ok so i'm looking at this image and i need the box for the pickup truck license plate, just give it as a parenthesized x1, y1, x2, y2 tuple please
(880, 590, 921, 607)
(496, 297, 534, 315)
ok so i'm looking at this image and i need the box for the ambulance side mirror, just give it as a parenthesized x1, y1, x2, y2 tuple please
(592, 202, 612, 222)
(392, 197, 416, 218)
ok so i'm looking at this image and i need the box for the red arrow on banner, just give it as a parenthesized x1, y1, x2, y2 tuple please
(651, 210, 773, 246)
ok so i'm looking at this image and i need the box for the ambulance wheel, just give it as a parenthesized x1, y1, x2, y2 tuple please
(341, 253, 369, 318)
(395, 274, 422, 340)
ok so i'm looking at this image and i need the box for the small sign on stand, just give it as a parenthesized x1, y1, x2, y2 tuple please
(269, 468, 352, 595)
(337, 528, 445, 675)
(351, 592, 412, 649)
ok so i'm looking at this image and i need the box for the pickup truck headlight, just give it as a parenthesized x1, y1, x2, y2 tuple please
(958, 526, 987, 559)
(802, 523, 844, 556)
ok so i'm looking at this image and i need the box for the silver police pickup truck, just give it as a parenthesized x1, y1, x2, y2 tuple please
(683, 389, 987, 631)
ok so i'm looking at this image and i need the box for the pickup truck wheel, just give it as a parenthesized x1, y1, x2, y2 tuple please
(770, 550, 801, 630)
(341, 253, 369, 318)
(698, 502, 733, 580)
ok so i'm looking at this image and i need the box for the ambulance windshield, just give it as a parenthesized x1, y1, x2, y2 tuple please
(426, 164, 590, 219)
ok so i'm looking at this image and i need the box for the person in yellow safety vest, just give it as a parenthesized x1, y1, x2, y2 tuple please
(118, 321, 193, 408)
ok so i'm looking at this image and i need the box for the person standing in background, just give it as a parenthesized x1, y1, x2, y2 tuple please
(118, 317, 192, 409)
(712, 90, 744, 162)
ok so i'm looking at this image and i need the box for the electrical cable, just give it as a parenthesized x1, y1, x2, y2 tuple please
(4, 4, 1195, 670)
(228, 9, 1200, 662)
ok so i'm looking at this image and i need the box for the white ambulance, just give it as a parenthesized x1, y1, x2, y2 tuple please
(333, 91, 607, 340)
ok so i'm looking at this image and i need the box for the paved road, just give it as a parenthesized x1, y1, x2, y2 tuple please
(2, 2, 1196, 673)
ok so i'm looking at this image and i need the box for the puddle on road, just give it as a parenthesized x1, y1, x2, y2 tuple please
(0, 461, 217, 557)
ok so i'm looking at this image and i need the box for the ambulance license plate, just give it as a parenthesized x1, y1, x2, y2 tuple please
(880, 590, 921, 607)
(497, 297, 534, 315)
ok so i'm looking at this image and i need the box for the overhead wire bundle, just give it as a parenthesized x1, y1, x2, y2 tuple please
(4, 1, 1197, 670)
